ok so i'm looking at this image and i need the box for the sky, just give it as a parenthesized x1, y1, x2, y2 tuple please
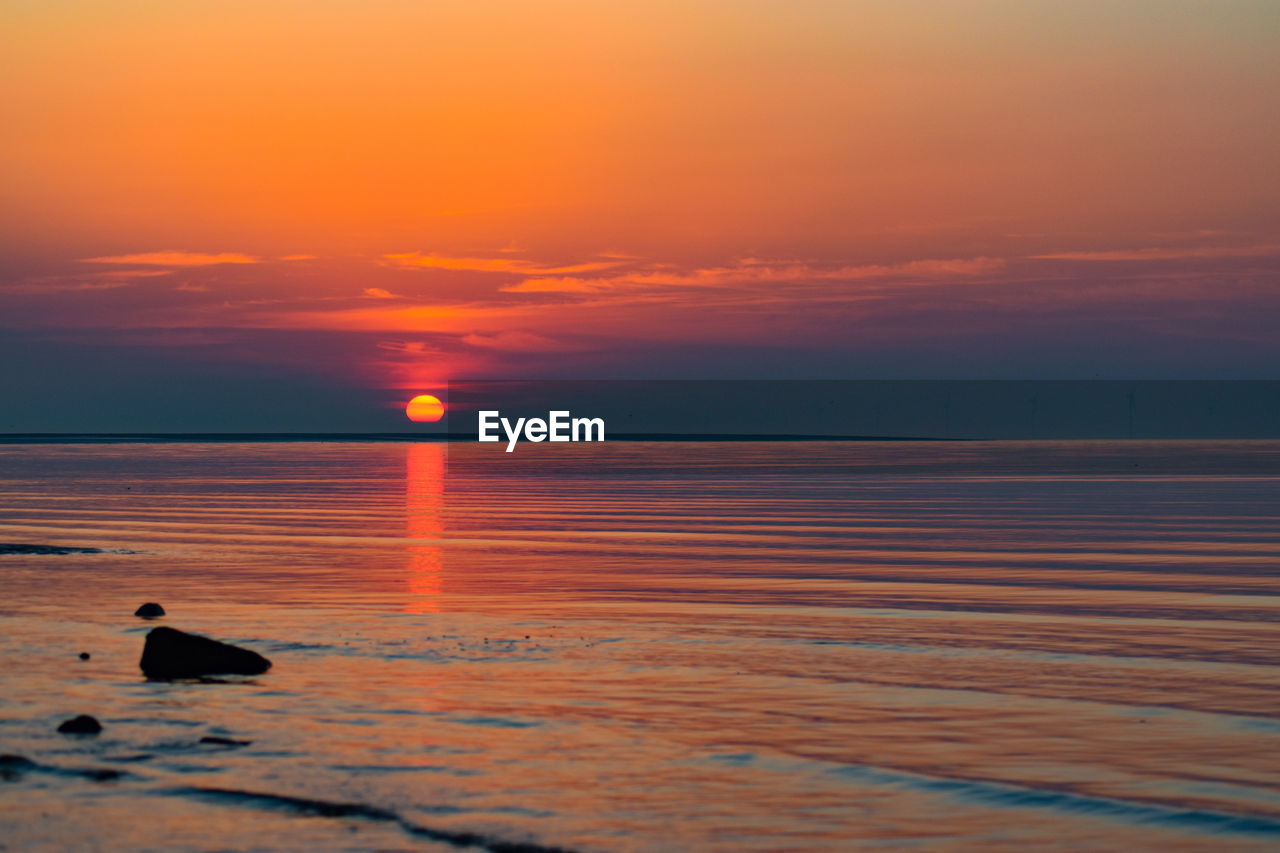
(2, 0, 1279, 431)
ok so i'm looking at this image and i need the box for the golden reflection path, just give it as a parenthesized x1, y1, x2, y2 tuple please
(404, 442, 445, 613)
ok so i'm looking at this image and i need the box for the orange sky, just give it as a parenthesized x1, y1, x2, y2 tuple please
(2, 1, 1279, 427)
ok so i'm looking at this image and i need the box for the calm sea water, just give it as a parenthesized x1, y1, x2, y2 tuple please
(2, 440, 1279, 851)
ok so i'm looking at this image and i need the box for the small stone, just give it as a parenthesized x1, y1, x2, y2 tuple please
(57, 715, 103, 735)
(79, 652, 90, 660)
(134, 603, 165, 618)
(81, 768, 122, 781)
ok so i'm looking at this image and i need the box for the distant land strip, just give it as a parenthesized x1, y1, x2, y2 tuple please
(0, 433, 950, 443)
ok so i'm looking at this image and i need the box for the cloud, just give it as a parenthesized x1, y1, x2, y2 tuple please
(461, 330, 578, 351)
(377, 340, 431, 355)
(363, 287, 396, 299)
(1032, 245, 1280, 261)
(84, 269, 175, 280)
(381, 252, 625, 275)
(3, 280, 134, 294)
(501, 277, 610, 293)
(0, 269, 173, 293)
(81, 251, 260, 266)
(279, 254, 317, 261)
(262, 303, 524, 334)
(500, 256, 1006, 293)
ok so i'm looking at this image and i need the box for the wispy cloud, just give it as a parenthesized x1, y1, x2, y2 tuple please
(0, 268, 173, 293)
(82, 251, 260, 266)
(381, 252, 625, 275)
(461, 330, 579, 351)
(12, 242, 1280, 386)
(377, 340, 432, 355)
(502, 277, 611, 293)
(501, 256, 1005, 293)
(1032, 245, 1280, 262)
(263, 302, 525, 334)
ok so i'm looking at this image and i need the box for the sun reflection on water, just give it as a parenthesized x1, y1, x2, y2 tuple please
(405, 442, 445, 613)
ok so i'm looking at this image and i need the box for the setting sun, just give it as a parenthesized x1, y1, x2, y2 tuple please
(405, 394, 445, 423)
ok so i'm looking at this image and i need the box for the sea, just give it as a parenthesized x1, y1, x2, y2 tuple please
(1, 439, 1279, 851)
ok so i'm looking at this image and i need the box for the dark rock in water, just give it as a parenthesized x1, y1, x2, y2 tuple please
(57, 715, 103, 735)
(79, 651, 91, 660)
(79, 767, 124, 781)
(134, 602, 165, 618)
(0, 754, 36, 768)
(199, 736, 252, 746)
(0, 754, 125, 783)
(102, 753, 154, 763)
(0, 543, 106, 555)
(140, 627, 271, 679)
(0, 754, 37, 781)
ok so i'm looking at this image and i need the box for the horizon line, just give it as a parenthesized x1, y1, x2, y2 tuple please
(0, 432, 955, 443)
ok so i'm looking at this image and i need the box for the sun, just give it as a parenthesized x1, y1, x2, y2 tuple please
(405, 394, 445, 423)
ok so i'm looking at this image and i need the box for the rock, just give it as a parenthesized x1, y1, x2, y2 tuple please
(0, 754, 37, 770)
(140, 627, 271, 679)
(79, 652, 90, 660)
(0, 754, 37, 781)
(57, 714, 103, 735)
(134, 602, 165, 618)
(80, 767, 124, 781)
(0, 543, 106, 555)
(0, 754, 36, 767)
